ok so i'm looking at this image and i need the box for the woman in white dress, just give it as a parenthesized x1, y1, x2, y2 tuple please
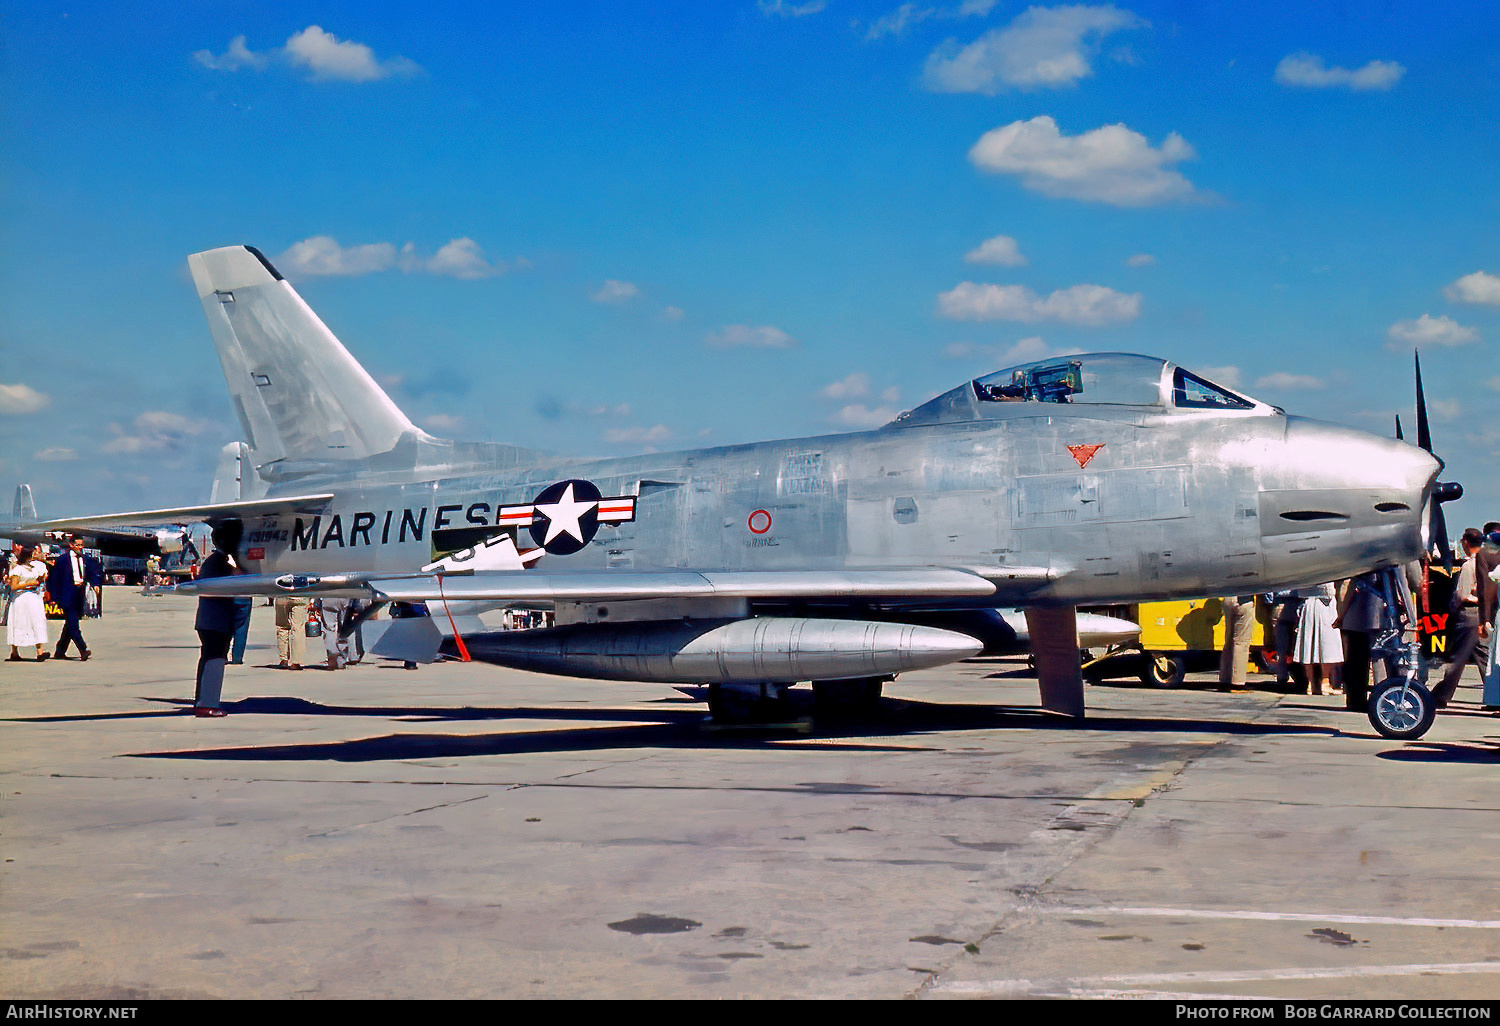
(1293, 582, 1342, 696)
(6, 545, 50, 662)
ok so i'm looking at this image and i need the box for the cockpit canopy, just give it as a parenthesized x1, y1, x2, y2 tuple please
(892, 353, 1267, 428)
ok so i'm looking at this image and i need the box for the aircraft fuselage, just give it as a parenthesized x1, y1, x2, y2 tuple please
(235, 404, 1434, 606)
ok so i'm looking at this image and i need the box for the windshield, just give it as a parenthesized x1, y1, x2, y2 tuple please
(1171, 367, 1254, 410)
(890, 352, 1267, 429)
(973, 353, 1167, 407)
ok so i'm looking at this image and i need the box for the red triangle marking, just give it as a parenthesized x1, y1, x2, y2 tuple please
(1067, 443, 1104, 469)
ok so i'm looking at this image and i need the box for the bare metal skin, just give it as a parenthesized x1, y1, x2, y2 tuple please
(25, 247, 1441, 700)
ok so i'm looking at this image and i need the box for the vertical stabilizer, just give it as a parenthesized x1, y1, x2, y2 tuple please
(210, 441, 263, 503)
(187, 246, 417, 467)
(12, 484, 36, 521)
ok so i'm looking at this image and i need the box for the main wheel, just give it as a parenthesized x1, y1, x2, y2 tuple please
(1142, 652, 1186, 688)
(1367, 678, 1437, 740)
(707, 682, 793, 723)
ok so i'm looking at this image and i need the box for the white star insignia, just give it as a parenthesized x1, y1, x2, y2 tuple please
(533, 482, 596, 545)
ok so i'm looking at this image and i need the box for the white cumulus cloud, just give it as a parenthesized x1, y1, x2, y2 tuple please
(1126, 253, 1155, 267)
(422, 413, 466, 434)
(32, 447, 77, 462)
(279, 236, 510, 278)
(830, 404, 901, 429)
(865, 1, 999, 40)
(1444, 271, 1500, 306)
(1254, 371, 1323, 391)
(424, 238, 504, 279)
(1386, 314, 1479, 349)
(193, 34, 267, 71)
(965, 234, 1028, 266)
(866, 4, 937, 40)
(821, 373, 871, 400)
(592, 280, 641, 303)
(1196, 365, 1242, 389)
(279, 236, 397, 276)
(101, 411, 216, 455)
(284, 25, 420, 82)
(944, 337, 1082, 365)
(937, 282, 1141, 325)
(969, 116, 1201, 206)
(195, 26, 420, 82)
(1275, 53, 1404, 92)
(1431, 398, 1461, 421)
(924, 4, 1147, 94)
(604, 424, 672, 445)
(758, 0, 827, 17)
(705, 324, 799, 349)
(0, 383, 50, 416)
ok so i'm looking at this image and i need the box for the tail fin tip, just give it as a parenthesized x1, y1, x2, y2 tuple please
(188, 245, 284, 299)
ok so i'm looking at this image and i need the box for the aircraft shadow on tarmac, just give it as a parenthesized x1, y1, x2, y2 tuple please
(1375, 739, 1500, 764)
(91, 690, 1343, 764)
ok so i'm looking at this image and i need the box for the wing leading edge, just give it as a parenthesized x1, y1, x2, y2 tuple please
(19, 493, 336, 532)
(172, 565, 1057, 605)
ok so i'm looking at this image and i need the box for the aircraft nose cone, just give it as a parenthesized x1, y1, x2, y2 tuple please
(1280, 418, 1440, 495)
(1264, 418, 1439, 574)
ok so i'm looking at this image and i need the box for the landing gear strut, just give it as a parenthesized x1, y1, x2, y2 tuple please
(1359, 567, 1437, 740)
(706, 682, 795, 724)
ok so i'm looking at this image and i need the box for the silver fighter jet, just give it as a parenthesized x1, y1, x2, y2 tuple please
(29, 246, 1456, 733)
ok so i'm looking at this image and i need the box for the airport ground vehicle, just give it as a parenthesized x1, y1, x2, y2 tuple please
(1081, 598, 1272, 687)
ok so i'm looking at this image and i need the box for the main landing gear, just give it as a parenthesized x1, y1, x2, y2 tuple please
(704, 676, 889, 727)
(705, 682, 803, 728)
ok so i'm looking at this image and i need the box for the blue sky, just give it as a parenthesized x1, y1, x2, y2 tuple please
(2, 1, 1498, 530)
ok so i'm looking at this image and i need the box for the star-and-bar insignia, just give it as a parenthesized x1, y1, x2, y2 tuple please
(496, 479, 637, 555)
(1067, 443, 1104, 469)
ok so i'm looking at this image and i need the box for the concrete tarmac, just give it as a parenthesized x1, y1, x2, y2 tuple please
(1, 591, 1497, 1000)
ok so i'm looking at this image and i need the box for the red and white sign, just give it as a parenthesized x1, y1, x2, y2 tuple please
(748, 509, 773, 534)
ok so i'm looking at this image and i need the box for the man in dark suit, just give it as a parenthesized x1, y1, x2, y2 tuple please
(48, 535, 102, 661)
(192, 521, 242, 717)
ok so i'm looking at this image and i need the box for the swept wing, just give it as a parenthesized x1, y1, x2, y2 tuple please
(173, 565, 1052, 604)
(20, 494, 336, 532)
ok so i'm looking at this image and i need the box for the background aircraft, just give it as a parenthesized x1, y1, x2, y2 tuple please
(1, 484, 193, 576)
(25, 246, 1456, 732)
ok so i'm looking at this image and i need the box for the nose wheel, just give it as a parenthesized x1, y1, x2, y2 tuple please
(1367, 678, 1436, 740)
